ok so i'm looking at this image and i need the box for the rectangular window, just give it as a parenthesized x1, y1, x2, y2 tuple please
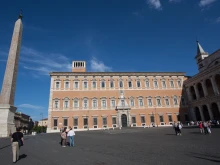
(130, 100, 134, 106)
(56, 82, 60, 88)
(168, 115, 173, 122)
(170, 81, 174, 88)
(132, 117, 136, 124)
(128, 81, 132, 88)
(111, 100, 115, 107)
(84, 100, 88, 108)
(84, 82, 88, 89)
(154, 81, 158, 88)
(165, 99, 169, 106)
(93, 118, 98, 125)
(102, 117, 107, 125)
(178, 81, 182, 87)
(92, 81, 96, 88)
(64, 101, 68, 108)
(139, 99, 143, 106)
(121, 100, 125, 106)
(63, 118, 68, 127)
(112, 117, 116, 124)
(53, 119, 58, 127)
(110, 81, 114, 88)
(93, 100, 97, 108)
(55, 101, 58, 108)
(83, 118, 88, 126)
(101, 81, 105, 88)
(156, 99, 161, 106)
(119, 81, 123, 88)
(74, 100, 78, 108)
(65, 82, 69, 88)
(137, 81, 141, 88)
(74, 118, 78, 126)
(102, 100, 106, 107)
(176, 114, 180, 121)
(141, 116, 145, 123)
(150, 116, 155, 123)
(145, 81, 149, 88)
(162, 81, 166, 88)
(74, 82, 79, 89)
(148, 99, 152, 106)
(159, 116, 164, 122)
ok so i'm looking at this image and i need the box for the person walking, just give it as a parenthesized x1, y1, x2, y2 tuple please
(203, 122, 208, 134)
(67, 127, 75, 147)
(173, 122, 178, 135)
(177, 122, 183, 136)
(61, 128, 67, 147)
(199, 122, 204, 134)
(11, 127, 24, 163)
(207, 121, 212, 134)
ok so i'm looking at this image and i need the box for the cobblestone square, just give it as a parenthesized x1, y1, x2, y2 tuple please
(0, 127, 220, 165)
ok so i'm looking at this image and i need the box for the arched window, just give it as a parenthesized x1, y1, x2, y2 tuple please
(173, 96, 178, 106)
(164, 96, 170, 106)
(63, 97, 70, 108)
(73, 98, 79, 108)
(155, 96, 161, 106)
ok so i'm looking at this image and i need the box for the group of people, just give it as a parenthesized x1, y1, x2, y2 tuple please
(199, 121, 212, 134)
(60, 126, 75, 147)
(173, 121, 183, 136)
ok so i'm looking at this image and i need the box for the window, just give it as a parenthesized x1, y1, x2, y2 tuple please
(139, 99, 143, 106)
(93, 100, 97, 108)
(63, 118, 68, 127)
(170, 81, 174, 88)
(176, 114, 180, 121)
(53, 119, 58, 127)
(102, 100, 106, 107)
(159, 116, 164, 122)
(54, 101, 58, 108)
(112, 117, 116, 124)
(93, 118, 98, 125)
(177, 80, 182, 87)
(111, 100, 115, 107)
(65, 82, 69, 89)
(83, 100, 88, 108)
(174, 97, 178, 105)
(165, 98, 169, 106)
(121, 100, 125, 106)
(110, 81, 114, 88)
(150, 116, 155, 123)
(83, 118, 88, 126)
(64, 101, 68, 108)
(84, 82, 88, 89)
(154, 81, 158, 88)
(103, 117, 107, 125)
(74, 118, 78, 126)
(168, 115, 173, 122)
(162, 81, 166, 88)
(74, 100, 78, 108)
(74, 82, 79, 89)
(128, 81, 132, 88)
(101, 81, 105, 88)
(156, 98, 161, 106)
(137, 81, 141, 88)
(145, 81, 149, 88)
(132, 117, 136, 124)
(141, 116, 145, 123)
(119, 81, 123, 88)
(148, 99, 152, 106)
(130, 99, 134, 106)
(92, 81, 96, 88)
(56, 82, 60, 88)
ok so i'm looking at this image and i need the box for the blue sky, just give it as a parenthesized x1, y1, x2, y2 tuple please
(0, 0, 219, 121)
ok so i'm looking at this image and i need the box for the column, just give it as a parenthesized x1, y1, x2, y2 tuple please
(201, 80, 208, 97)
(216, 102, 220, 114)
(194, 84, 200, 99)
(206, 104, 214, 120)
(117, 111, 121, 129)
(186, 87, 192, 102)
(210, 76, 219, 95)
(198, 106, 205, 121)
(189, 107, 196, 121)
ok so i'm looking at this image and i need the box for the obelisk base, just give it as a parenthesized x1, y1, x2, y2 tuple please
(0, 104, 17, 137)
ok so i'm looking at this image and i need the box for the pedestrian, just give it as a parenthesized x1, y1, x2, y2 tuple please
(207, 121, 211, 134)
(203, 122, 208, 134)
(199, 121, 204, 134)
(60, 127, 64, 145)
(67, 127, 75, 147)
(61, 128, 67, 147)
(173, 121, 178, 135)
(11, 127, 24, 163)
(177, 122, 183, 136)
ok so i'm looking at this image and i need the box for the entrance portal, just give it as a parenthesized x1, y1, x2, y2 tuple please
(121, 114, 127, 127)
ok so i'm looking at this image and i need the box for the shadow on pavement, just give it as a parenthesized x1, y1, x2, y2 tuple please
(0, 144, 11, 150)
(18, 154, 27, 161)
(187, 152, 220, 163)
(164, 134, 176, 136)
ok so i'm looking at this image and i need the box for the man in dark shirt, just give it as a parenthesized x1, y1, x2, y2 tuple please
(11, 128, 24, 163)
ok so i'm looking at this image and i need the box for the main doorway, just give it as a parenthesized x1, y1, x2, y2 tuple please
(121, 114, 127, 127)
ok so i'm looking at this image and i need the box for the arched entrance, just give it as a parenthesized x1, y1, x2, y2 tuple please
(215, 74, 220, 94)
(195, 107, 201, 121)
(211, 103, 220, 120)
(190, 86, 197, 100)
(197, 83, 204, 98)
(121, 114, 127, 127)
(202, 105, 210, 121)
(205, 79, 214, 96)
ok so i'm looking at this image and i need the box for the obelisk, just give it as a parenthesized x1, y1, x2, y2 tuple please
(0, 12, 23, 137)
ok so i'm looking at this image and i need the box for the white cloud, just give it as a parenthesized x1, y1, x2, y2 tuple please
(199, 0, 216, 7)
(169, 0, 182, 3)
(21, 46, 72, 76)
(90, 57, 112, 72)
(147, 0, 162, 10)
(17, 104, 45, 110)
(216, 17, 220, 23)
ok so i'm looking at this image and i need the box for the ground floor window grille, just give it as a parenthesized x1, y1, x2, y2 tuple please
(73, 118, 78, 129)
(93, 118, 98, 128)
(63, 118, 68, 129)
(159, 116, 164, 122)
(176, 114, 180, 121)
(150, 116, 155, 123)
(141, 116, 145, 123)
(112, 117, 117, 127)
(168, 115, 173, 122)
(53, 119, 58, 130)
(102, 117, 107, 128)
(83, 118, 88, 129)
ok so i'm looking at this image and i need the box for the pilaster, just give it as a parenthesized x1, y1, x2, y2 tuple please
(201, 81, 208, 97)
(210, 76, 219, 95)
(198, 106, 205, 121)
(217, 102, 220, 114)
(206, 104, 214, 120)
(194, 84, 200, 99)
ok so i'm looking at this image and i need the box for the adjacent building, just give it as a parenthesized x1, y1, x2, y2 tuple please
(14, 112, 34, 132)
(38, 118, 48, 127)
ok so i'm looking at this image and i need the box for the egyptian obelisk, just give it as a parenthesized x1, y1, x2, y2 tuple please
(0, 12, 23, 137)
